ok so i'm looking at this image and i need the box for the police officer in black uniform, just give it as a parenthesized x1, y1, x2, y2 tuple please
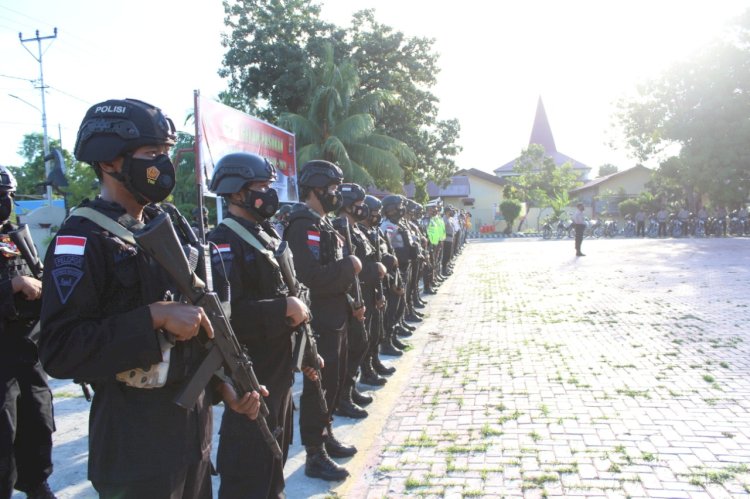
(0, 166, 56, 499)
(333, 184, 387, 420)
(380, 195, 412, 350)
(360, 195, 397, 376)
(207, 152, 314, 498)
(38, 99, 262, 499)
(284, 160, 360, 481)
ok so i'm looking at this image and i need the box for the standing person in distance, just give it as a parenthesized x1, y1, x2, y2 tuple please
(656, 206, 669, 238)
(207, 152, 314, 498)
(635, 208, 646, 238)
(573, 202, 586, 256)
(333, 184, 386, 421)
(0, 165, 57, 499)
(284, 160, 361, 481)
(38, 99, 262, 499)
(360, 195, 397, 376)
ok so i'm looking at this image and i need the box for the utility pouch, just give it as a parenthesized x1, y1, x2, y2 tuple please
(115, 331, 175, 389)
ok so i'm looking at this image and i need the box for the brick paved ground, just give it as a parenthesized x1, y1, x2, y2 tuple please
(23, 237, 750, 498)
(340, 237, 750, 499)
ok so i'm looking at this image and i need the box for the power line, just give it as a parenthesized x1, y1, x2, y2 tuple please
(0, 73, 35, 82)
(47, 85, 90, 105)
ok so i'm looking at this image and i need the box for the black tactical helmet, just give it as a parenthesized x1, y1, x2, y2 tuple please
(363, 195, 382, 212)
(208, 152, 277, 195)
(0, 165, 17, 193)
(405, 198, 421, 214)
(381, 194, 403, 215)
(298, 160, 343, 188)
(74, 98, 176, 163)
(277, 203, 293, 216)
(339, 183, 366, 208)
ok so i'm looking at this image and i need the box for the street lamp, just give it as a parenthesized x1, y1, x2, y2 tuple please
(9, 93, 41, 113)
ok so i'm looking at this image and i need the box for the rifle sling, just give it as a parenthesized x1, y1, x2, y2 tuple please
(68, 207, 138, 246)
(219, 218, 279, 269)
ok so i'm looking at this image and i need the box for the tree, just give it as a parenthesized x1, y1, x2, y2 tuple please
(219, 3, 461, 187)
(618, 198, 640, 219)
(597, 164, 618, 177)
(220, 0, 338, 121)
(346, 10, 461, 184)
(617, 9, 750, 208)
(505, 144, 581, 207)
(277, 44, 416, 190)
(499, 199, 522, 235)
(14, 133, 97, 208)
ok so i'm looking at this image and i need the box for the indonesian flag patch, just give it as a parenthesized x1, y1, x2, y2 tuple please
(307, 230, 320, 246)
(307, 230, 321, 260)
(54, 236, 87, 256)
(212, 243, 231, 254)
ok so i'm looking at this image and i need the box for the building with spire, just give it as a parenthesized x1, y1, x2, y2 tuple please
(494, 97, 591, 180)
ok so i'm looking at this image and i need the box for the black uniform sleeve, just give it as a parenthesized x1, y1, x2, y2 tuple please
(208, 226, 289, 341)
(286, 217, 355, 296)
(0, 278, 14, 317)
(39, 225, 162, 381)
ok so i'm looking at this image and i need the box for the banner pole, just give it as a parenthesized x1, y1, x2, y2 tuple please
(193, 89, 206, 242)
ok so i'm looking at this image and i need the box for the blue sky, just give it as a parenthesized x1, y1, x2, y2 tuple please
(1, 0, 747, 176)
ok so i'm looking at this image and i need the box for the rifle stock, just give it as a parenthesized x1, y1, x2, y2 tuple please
(134, 212, 283, 460)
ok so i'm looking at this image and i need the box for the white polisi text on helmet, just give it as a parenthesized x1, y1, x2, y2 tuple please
(94, 105, 127, 114)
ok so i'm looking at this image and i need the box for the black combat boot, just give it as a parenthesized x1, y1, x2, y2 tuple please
(405, 312, 423, 323)
(26, 481, 57, 499)
(334, 386, 368, 419)
(413, 299, 426, 309)
(380, 332, 403, 357)
(400, 321, 416, 331)
(305, 445, 350, 481)
(324, 425, 357, 458)
(412, 309, 425, 317)
(394, 325, 413, 338)
(372, 353, 396, 375)
(351, 387, 373, 406)
(360, 359, 387, 386)
(392, 336, 409, 350)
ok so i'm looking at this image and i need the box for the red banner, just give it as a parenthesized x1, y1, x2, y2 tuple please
(198, 97, 298, 202)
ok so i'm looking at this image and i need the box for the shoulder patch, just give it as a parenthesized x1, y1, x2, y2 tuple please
(212, 243, 232, 255)
(54, 236, 87, 256)
(307, 230, 321, 260)
(52, 266, 84, 304)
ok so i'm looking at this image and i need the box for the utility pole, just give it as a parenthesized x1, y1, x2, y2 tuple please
(19, 28, 57, 206)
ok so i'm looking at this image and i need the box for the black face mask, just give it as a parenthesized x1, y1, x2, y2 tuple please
(316, 188, 343, 213)
(0, 195, 12, 223)
(370, 213, 382, 226)
(112, 153, 176, 205)
(240, 188, 279, 220)
(387, 207, 403, 222)
(351, 203, 370, 222)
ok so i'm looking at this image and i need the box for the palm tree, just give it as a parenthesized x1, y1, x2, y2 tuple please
(277, 44, 415, 191)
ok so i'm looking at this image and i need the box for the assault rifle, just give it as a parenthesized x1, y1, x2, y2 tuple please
(134, 212, 282, 460)
(369, 226, 388, 344)
(9, 224, 43, 279)
(275, 242, 328, 415)
(8, 224, 43, 345)
(332, 217, 364, 313)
